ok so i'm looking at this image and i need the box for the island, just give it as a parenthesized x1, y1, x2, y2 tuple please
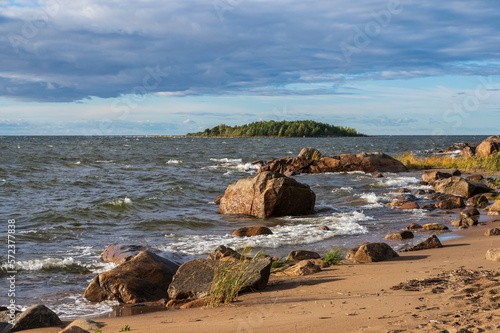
(186, 120, 366, 137)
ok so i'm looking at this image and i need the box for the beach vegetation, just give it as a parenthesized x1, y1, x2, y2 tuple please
(119, 325, 131, 331)
(187, 120, 366, 138)
(395, 151, 500, 172)
(489, 196, 500, 201)
(207, 248, 263, 308)
(271, 257, 290, 269)
(323, 248, 345, 266)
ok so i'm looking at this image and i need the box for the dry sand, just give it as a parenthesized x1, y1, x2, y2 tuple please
(23, 216, 500, 333)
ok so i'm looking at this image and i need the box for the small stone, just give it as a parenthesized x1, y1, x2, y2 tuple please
(276, 260, 322, 276)
(451, 217, 478, 228)
(286, 250, 321, 262)
(459, 208, 480, 218)
(384, 231, 414, 240)
(435, 197, 465, 209)
(374, 173, 384, 178)
(207, 245, 242, 260)
(350, 243, 399, 262)
(214, 195, 223, 204)
(486, 248, 500, 261)
(488, 201, 500, 216)
(405, 223, 423, 230)
(451, 169, 461, 176)
(64, 319, 102, 332)
(59, 326, 90, 333)
(485, 228, 500, 236)
(400, 235, 443, 252)
(423, 223, 449, 231)
(232, 226, 273, 237)
(317, 225, 330, 231)
(398, 202, 420, 210)
(8, 304, 63, 332)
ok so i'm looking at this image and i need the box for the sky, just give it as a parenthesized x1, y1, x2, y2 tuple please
(0, 0, 499, 135)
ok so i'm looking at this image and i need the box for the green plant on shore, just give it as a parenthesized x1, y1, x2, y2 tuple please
(395, 151, 500, 172)
(94, 329, 102, 333)
(119, 325, 131, 332)
(271, 257, 290, 269)
(207, 248, 263, 308)
(323, 248, 345, 266)
(489, 196, 500, 201)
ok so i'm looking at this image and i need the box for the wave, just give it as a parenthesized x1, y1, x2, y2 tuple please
(210, 158, 243, 163)
(166, 159, 183, 164)
(105, 197, 133, 207)
(0, 257, 115, 274)
(160, 211, 370, 255)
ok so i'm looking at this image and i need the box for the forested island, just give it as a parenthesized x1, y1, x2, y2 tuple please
(186, 120, 366, 137)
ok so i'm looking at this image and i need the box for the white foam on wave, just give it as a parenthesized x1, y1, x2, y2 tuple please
(332, 187, 353, 193)
(356, 192, 385, 208)
(372, 175, 420, 188)
(55, 296, 120, 319)
(0, 256, 116, 274)
(107, 197, 132, 206)
(210, 158, 243, 163)
(166, 159, 183, 164)
(160, 211, 370, 255)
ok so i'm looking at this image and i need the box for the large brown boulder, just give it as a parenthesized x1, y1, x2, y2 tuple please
(101, 243, 151, 265)
(259, 152, 407, 174)
(476, 135, 500, 157)
(218, 171, 315, 218)
(347, 243, 399, 262)
(84, 251, 179, 304)
(167, 257, 272, 300)
(434, 176, 484, 198)
(7, 304, 62, 333)
(298, 147, 322, 160)
(311, 152, 407, 173)
(421, 171, 452, 183)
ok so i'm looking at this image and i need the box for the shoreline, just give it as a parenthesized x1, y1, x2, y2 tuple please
(22, 213, 500, 333)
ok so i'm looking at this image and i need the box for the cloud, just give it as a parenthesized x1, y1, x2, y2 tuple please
(0, 0, 499, 102)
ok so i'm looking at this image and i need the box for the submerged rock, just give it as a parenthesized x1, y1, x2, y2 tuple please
(219, 171, 315, 218)
(232, 226, 273, 237)
(84, 251, 179, 304)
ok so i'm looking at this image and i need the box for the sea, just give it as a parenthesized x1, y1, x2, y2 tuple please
(0, 135, 490, 318)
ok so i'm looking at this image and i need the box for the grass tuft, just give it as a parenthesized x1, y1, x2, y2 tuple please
(207, 248, 263, 308)
(395, 151, 500, 172)
(323, 248, 345, 266)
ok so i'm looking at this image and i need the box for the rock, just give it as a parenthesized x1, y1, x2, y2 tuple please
(64, 319, 102, 332)
(260, 152, 407, 174)
(349, 243, 399, 262)
(421, 204, 436, 211)
(276, 260, 322, 276)
(84, 251, 179, 304)
(180, 297, 209, 309)
(285, 250, 321, 262)
(384, 231, 414, 240)
(466, 194, 489, 208)
(434, 176, 482, 198)
(232, 226, 273, 237)
(397, 189, 411, 193)
(488, 201, 500, 216)
(207, 245, 242, 260)
(283, 168, 298, 177)
(395, 194, 417, 202)
(451, 217, 478, 228)
(459, 208, 480, 218)
(405, 223, 423, 230)
(412, 189, 426, 195)
(466, 174, 484, 182)
(298, 147, 322, 160)
(421, 171, 452, 183)
(101, 243, 150, 265)
(167, 257, 272, 300)
(461, 146, 475, 157)
(476, 135, 500, 157)
(7, 304, 62, 332)
(423, 223, 449, 231)
(214, 195, 223, 204)
(486, 248, 500, 261)
(317, 225, 330, 231)
(374, 173, 384, 178)
(219, 171, 315, 218)
(59, 326, 90, 333)
(435, 196, 465, 209)
(398, 202, 420, 210)
(485, 228, 500, 236)
(451, 169, 461, 176)
(400, 235, 443, 252)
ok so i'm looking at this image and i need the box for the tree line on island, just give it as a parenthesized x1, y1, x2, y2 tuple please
(186, 120, 366, 137)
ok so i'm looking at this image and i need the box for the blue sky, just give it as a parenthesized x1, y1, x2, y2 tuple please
(0, 0, 499, 135)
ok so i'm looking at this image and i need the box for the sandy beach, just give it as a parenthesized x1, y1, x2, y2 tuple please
(21, 212, 500, 333)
